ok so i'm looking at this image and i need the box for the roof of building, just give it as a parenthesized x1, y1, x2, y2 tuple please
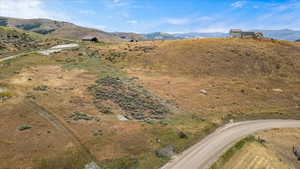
(230, 29, 242, 33)
(242, 32, 256, 35)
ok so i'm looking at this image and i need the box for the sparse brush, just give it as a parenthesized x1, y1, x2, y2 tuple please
(0, 91, 12, 98)
(18, 125, 31, 131)
(34, 150, 93, 169)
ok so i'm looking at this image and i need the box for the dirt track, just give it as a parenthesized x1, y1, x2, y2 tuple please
(160, 120, 300, 169)
(0, 44, 79, 63)
(24, 101, 99, 165)
(0, 52, 33, 62)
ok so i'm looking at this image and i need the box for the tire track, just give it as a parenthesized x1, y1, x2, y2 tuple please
(0, 51, 34, 63)
(24, 101, 100, 166)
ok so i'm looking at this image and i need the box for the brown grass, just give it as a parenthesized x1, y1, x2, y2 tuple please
(34, 150, 92, 169)
(219, 141, 290, 169)
(1, 38, 300, 169)
(119, 38, 300, 79)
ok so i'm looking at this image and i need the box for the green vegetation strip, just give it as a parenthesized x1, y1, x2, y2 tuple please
(209, 136, 259, 169)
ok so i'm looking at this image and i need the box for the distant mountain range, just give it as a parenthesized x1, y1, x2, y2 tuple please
(143, 32, 184, 40)
(143, 32, 228, 40)
(144, 30, 300, 41)
(1, 16, 300, 41)
(251, 29, 300, 41)
(112, 32, 148, 41)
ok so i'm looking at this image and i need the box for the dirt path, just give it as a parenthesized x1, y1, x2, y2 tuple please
(24, 101, 100, 166)
(160, 120, 300, 169)
(0, 51, 35, 62)
(0, 44, 79, 63)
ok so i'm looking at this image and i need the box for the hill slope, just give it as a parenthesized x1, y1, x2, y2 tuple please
(0, 26, 39, 52)
(0, 16, 123, 41)
(118, 38, 300, 78)
(92, 38, 300, 122)
(0, 37, 300, 169)
(0, 26, 60, 57)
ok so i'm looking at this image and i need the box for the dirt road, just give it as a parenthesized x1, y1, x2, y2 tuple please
(0, 44, 79, 63)
(0, 51, 34, 62)
(160, 120, 300, 169)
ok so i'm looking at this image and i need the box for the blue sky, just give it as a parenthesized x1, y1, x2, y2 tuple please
(0, 0, 300, 33)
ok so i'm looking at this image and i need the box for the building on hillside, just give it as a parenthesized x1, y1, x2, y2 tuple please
(229, 29, 242, 38)
(229, 29, 264, 39)
(241, 32, 256, 38)
(82, 36, 99, 42)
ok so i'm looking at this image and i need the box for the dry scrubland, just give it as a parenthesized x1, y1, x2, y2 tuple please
(0, 37, 300, 169)
(95, 38, 300, 122)
(0, 26, 63, 59)
(216, 128, 300, 169)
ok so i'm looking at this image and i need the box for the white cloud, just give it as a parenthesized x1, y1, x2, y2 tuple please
(108, 0, 132, 7)
(0, 0, 67, 20)
(166, 18, 189, 25)
(127, 20, 138, 24)
(231, 1, 246, 8)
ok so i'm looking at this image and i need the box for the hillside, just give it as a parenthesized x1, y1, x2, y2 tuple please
(0, 26, 60, 57)
(0, 38, 300, 169)
(0, 27, 39, 52)
(93, 38, 300, 122)
(115, 38, 300, 78)
(0, 16, 124, 42)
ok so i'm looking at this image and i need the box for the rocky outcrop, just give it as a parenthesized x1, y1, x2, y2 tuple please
(156, 146, 176, 158)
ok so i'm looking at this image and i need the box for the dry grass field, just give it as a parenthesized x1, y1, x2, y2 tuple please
(222, 142, 291, 169)
(257, 128, 300, 169)
(92, 38, 300, 123)
(0, 37, 300, 169)
(215, 128, 300, 169)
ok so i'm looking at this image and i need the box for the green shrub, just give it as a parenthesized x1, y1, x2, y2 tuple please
(0, 91, 13, 98)
(18, 125, 31, 131)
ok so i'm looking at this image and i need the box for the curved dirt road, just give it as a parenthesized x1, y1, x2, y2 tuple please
(161, 120, 300, 169)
